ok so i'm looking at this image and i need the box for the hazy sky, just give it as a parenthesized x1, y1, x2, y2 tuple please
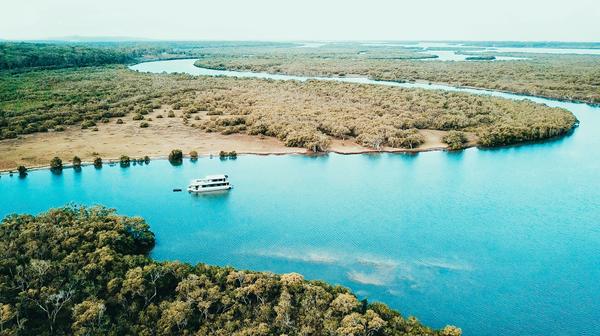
(2, 0, 599, 41)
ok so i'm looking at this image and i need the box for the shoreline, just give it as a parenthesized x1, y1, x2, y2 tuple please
(0, 144, 460, 175)
(2, 127, 578, 175)
(0, 103, 464, 173)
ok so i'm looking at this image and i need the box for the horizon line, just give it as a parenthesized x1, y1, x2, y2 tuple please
(2, 36, 600, 44)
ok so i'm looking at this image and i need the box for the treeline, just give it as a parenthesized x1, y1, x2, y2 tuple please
(0, 43, 141, 70)
(0, 66, 577, 150)
(0, 41, 300, 71)
(0, 206, 461, 335)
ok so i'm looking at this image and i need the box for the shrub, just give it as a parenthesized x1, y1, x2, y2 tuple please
(81, 120, 96, 129)
(50, 157, 63, 172)
(221, 128, 237, 135)
(17, 165, 27, 177)
(120, 155, 130, 167)
(189, 150, 198, 161)
(116, 119, 124, 124)
(156, 114, 163, 118)
(218, 116, 246, 127)
(140, 122, 149, 128)
(284, 130, 331, 152)
(72, 156, 82, 168)
(93, 157, 102, 168)
(383, 129, 426, 149)
(101, 118, 110, 123)
(2, 130, 18, 139)
(143, 156, 150, 164)
(442, 131, 469, 150)
(54, 126, 65, 132)
(167, 111, 175, 118)
(219, 150, 238, 159)
(132, 114, 144, 121)
(168, 149, 183, 163)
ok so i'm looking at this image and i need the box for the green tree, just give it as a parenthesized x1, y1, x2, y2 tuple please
(17, 165, 27, 178)
(168, 149, 183, 164)
(71, 299, 108, 336)
(157, 300, 192, 335)
(442, 131, 468, 150)
(0, 303, 15, 334)
(72, 156, 82, 168)
(120, 155, 130, 167)
(50, 157, 63, 172)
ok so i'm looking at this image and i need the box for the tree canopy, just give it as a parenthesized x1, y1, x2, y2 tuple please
(0, 43, 139, 70)
(0, 65, 577, 149)
(0, 205, 460, 335)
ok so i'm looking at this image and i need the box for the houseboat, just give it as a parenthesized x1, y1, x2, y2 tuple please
(187, 174, 232, 193)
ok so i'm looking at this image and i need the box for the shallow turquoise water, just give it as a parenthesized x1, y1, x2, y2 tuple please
(2, 61, 600, 335)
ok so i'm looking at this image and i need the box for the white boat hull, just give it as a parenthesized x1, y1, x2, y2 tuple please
(188, 185, 232, 193)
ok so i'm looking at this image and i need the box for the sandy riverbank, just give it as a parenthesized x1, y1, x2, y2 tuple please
(0, 107, 474, 172)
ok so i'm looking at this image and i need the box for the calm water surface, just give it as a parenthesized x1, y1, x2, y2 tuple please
(362, 41, 600, 59)
(2, 60, 599, 336)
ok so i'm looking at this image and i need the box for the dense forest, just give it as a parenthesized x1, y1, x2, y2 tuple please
(0, 206, 461, 335)
(0, 43, 141, 70)
(0, 64, 577, 150)
(0, 41, 298, 71)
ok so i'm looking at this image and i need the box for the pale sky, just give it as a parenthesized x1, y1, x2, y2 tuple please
(1, 0, 599, 41)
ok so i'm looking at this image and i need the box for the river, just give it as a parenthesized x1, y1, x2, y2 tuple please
(1, 59, 599, 336)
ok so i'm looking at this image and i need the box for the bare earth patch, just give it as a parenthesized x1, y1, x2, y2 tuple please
(0, 107, 472, 171)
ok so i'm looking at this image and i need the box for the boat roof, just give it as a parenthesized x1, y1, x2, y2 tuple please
(189, 175, 228, 184)
(205, 174, 227, 179)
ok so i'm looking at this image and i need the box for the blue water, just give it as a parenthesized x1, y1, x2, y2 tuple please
(2, 61, 600, 336)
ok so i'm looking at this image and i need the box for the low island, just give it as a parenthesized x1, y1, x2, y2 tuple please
(465, 56, 496, 61)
